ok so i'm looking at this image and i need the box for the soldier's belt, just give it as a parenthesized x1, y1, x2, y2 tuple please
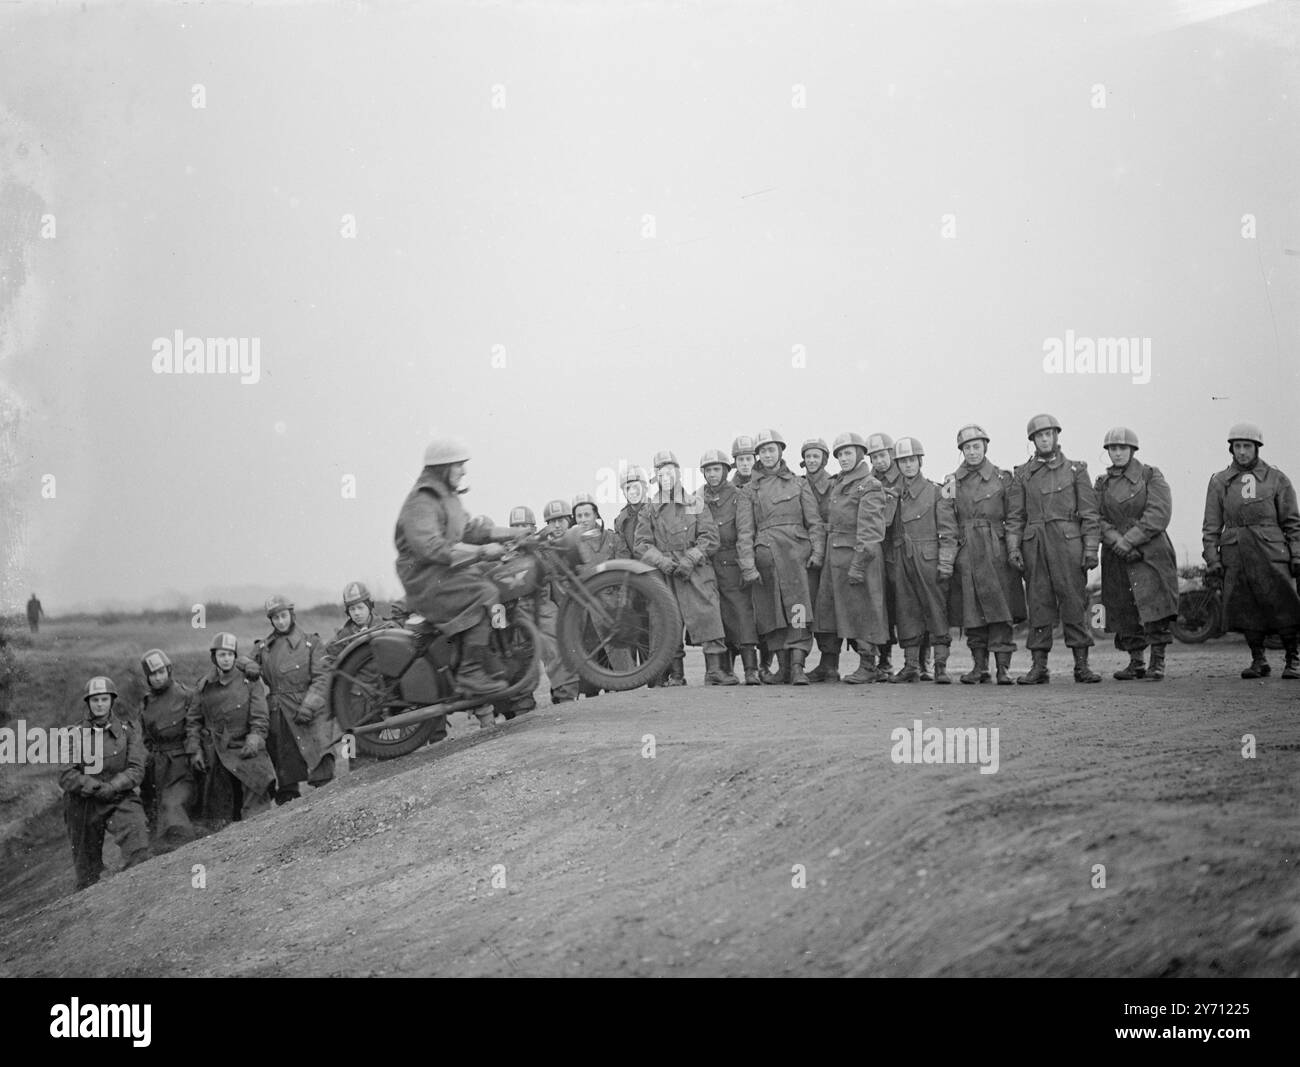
(153, 741, 187, 754)
(1226, 520, 1282, 530)
(759, 521, 804, 529)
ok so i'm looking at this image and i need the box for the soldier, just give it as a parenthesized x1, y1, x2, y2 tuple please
(938, 425, 1026, 685)
(59, 676, 150, 890)
(1095, 428, 1180, 681)
(254, 595, 340, 804)
(26, 592, 43, 634)
(185, 632, 276, 823)
(816, 432, 891, 683)
(572, 492, 622, 696)
(1202, 422, 1300, 679)
(613, 467, 650, 558)
(700, 449, 761, 684)
(730, 435, 758, 489)
(635, 451, 736, 686)
(886, 438, 956, 683)
(1006, 414, 1103, 684)
(394, 438, 520, 697)
(492, 505, 544, 719)
(866, 433, 903, 680)
(800, 438, 840, 681)
(738, 429, 826, 684)
(539, 498, 582, 702)
(335, 581, 381, 645)
(137, 649, 198, 845)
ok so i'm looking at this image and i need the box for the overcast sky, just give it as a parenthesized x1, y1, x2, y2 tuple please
(1, 0, 1297, 611)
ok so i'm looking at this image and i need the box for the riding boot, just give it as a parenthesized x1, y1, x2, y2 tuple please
(704, 652, 741, 686)
(1072, 646, 1102, 683)
(932, 645, 951, 684)
(760, 645, 777, 676)
(843, 647, 879, 684)
(457, 645, 510, 697)
(1017, 649, 1050, 685)
(994, 651, 1014, 685)
(875, 643, 895, 682)
(807, 651, 840, 683)
(960, 648, 990, 684)
(888, 644, 921, 683)
(740, 645, 762, 685)
(663, 653, 687, 687)
(789, 649, 809, 686)
(1282, 636, 1300, 680)
(1113, 650, 1146, 681)
(918, 639, 933, 682)
(1143, 644, 1168, 681)
(761, 649, 790, 685)
(1241, 642, 1270, 679)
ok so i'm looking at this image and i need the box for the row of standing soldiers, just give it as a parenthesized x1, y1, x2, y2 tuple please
(535, 417, 1300, 688)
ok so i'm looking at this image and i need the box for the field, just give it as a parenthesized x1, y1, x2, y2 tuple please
(1, 618, 1297, 977)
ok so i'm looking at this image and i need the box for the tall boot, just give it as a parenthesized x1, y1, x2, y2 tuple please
(761, 649, 790, 685)
(704, 652, 740, 686)
(932, 644, 951, 684)
(1281, 636, 1299, 680)
(1017, 649, 1050, 685)
(789, 648, 809, 685)
(843, 646, 879, 684)
(994, 651, 1014, 685)
(807, 651, 840, 683)
(875, 643, 895, 682)
(760, 644, 776, 676)
(1241, 642, 1269, 678)
(457, 645, 510, 697)
(960, 648, 990, 685)
(1143, 643, 1168, 681)
(1072, 646, 1101, 683)
(740, 645, 762, 685)
(663, 653, 687, 687)
(888, 644, 921, 683)
(1113, 649, 1146, 681)
(918, 638, 933, 682)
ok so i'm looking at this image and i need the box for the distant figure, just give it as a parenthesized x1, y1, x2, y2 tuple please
(26, 593, 43, 633)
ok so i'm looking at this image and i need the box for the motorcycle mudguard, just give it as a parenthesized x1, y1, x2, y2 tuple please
(580, 558, 658, 579)
(370, 630, 419, 675)
(400, 658, 443, 704)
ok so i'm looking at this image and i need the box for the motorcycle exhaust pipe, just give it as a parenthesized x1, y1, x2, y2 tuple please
(350, 661, 540, 734)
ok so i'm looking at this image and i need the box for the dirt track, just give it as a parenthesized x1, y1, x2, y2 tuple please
(1, 641, 1297, 977)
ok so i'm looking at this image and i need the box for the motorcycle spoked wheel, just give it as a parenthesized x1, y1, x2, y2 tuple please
(330, 643, 446, 760)
(557, 570, 681, 691)
(1170, 589, 1221, 644)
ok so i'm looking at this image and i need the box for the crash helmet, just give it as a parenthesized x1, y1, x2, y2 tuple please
(753, 429, 786, 451)
(422, 437, 470, 467)
(508, 505, 536, 528)
(622, 466, 649, 487)
(264, 594, 294, 619)
(140, 648, 172, 678)
(1226, 422, 1263, 447)
(1102, 427, 1140, 450)
(731, 435, 757, 459)
(83, 676, 119, 703)
(699, 449, 733, 471)
(210, 632, 239, 655)
(865, 432, 894, 457)
(956, 424, 990, 449)
(799, 438, 830, 468)
(1026, 413, 1062, 439)
(571, 492, 602, 522)
(542, 499, 570, 523)
(652, 450, 680, 470)
(342, 581, 373, 609)
(893, 437, 925, 459)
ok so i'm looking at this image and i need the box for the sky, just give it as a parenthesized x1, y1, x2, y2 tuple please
(1, 0, 1297, 611)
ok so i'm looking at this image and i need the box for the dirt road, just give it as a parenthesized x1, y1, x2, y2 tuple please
(1, 641, 1297, 977)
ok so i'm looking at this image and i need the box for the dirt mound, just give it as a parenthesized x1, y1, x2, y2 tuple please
(1, 643, 1298, 977)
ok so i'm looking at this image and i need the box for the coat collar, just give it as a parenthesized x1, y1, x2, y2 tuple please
(82, 714, 126, 740)
(1105, 459, 1144, 484)
(804, 467, 832, 492)
(955, 458, 995, 482)
(1027, 449, 1067, 471)
(755, 460, 795, 482)
(901, 474, 929, 499)
(266, 625, 304, 649)
(653, 483, 690, 506)
(413, 468, 457, 499)
(1223, 458, 1272, 480)
(837, 460, 872, 487)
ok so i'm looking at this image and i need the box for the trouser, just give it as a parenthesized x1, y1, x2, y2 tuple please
(1026, 619, 1093, 651)
(762, 626, 813, 653)
(28, 617, 38, 633)
(203, 760, 273, 826)
(64, 793, 150, 890)
(900, 631, 950, 649)
(814, 632, 841, 653)
(1114, 618, 1174, 652)
(536, 596, 579, 699)
(1243, 626, 1299, 649)
(966, 622, 1015, 654)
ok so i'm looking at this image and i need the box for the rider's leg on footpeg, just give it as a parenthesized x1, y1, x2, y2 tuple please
(457, 617, 510, 697)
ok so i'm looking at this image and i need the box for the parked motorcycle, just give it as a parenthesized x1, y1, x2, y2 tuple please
(328, 525, 682, 759)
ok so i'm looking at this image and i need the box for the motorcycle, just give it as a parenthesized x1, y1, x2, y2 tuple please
(327, 525, 682, 759)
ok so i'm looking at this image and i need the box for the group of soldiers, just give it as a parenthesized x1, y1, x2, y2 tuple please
(57, 586, 379, 890)
(56, 417, 1300, 890)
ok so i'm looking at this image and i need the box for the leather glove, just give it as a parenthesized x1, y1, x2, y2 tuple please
(237, 656, 261, 681)
(656, 557, 677, 576)
(295, 691, 325, 725)
(190, 752, 207, 774)
(1084, 551, 1099, 571)
(478, 543, 506, 563)
(741, 566, 761, 586)
(809, 556, 824, 571)
(1008, 550, 1024, 572)
(239, 735, 263, 759)
(847, 568, 865, 586)
(674, 559, 695, 579)
(684, 547, 705, 567)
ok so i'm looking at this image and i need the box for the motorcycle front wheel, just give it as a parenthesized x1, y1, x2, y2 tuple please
(1171, 589, 1221, 644)
(557, 570, 681, 691)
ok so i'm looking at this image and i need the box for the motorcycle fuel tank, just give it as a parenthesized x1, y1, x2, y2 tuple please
(490, 555, 541, 600)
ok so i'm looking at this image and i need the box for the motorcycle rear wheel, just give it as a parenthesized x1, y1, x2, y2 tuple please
(330, 643, 445, 759)
(558, 571, 681, 691)
(1171, 589, 1220, 644)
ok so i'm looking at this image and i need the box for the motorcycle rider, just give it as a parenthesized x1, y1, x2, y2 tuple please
(137, 649, 199, 845)
(701, 449, 761, 684)
(59, 676, 151, 890)
(184, 632, 276, 825)
(394, 438, 521, 698)
(937, 425, 1026, 685)
(1005, 414, 1103, 684)
(1202, 422, 1300, 679)
(737, 429, 826, 685)
(635, 451, 736, 686)
(816, 432, 891, 683)
(1096, 428, 1179, 681)
(254, 595, 339, 804)
(886, 438, 956, 683)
